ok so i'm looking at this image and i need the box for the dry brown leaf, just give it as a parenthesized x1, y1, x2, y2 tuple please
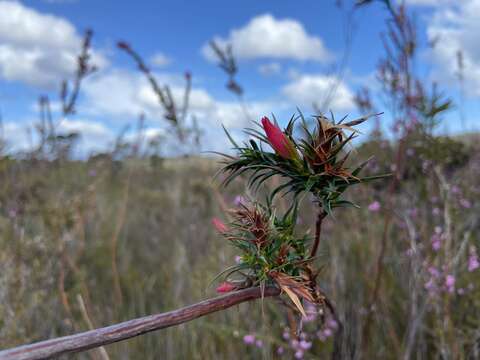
(280, 284, 306, 317)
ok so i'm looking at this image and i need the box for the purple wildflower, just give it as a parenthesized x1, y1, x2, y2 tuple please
(468, 254, 479, 272)
(368, 201, 381, 212)
(243, 334, 255, 345)
(460, 198, 471, 209)
(294, 350, 304, 359)
(451, 185, 461, 194)
(7, 208, 17, 219)
(424, 278, 435, 292)
(428, 266, 440, 277)
(408, 207, 418, 218)
(431, 234, 441, 251)
(327, 319, 338, 330)
(303, 303, 317, 322)
(406, 248, 415, 257)
(233, 195, 245, 206)
(299, 340, 312, 350)
(445, 274, 455, 294)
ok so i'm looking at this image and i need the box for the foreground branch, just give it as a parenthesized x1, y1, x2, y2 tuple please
(0, 287, 280, 360)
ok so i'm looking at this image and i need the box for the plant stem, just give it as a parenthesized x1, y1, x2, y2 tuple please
(361, 135, 406, 353)
(310, 209, 327, 258)
(0, 287, 280, 360)
(323, 295, 343, 360)
(110, 169, 132, 308)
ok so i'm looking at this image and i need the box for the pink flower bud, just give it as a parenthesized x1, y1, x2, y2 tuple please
(216, 281, 236, 293)
(261, 116, 297, 160)
(212, 217, 228, 233)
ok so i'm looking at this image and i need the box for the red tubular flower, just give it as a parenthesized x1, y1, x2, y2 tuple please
(216, 281, 237, 293)
(261, 116, 297, 160)
(212, 217, 228, 233)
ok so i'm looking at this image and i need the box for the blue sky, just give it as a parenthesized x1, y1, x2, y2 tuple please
(0, 0, 479, 154)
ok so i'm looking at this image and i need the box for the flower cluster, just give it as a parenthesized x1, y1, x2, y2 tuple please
(468, 246, 479, 272)
(242, 333, 263, 348)
(430, 226, 443, 251)
(419, 181, 478, 299)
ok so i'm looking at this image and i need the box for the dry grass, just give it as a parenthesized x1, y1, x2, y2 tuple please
(0, 133, 479, 359)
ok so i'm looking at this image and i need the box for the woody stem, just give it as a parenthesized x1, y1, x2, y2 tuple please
(0, 287, 280, 360)
(310, 208, 327, 258)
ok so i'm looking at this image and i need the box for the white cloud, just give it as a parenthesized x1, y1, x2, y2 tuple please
(143, 127, 166, 140)
(137, 79, 286, 129)
(282, 74, 355, 112)
(58, 119, 111, 138)
(258, 62, 282, 76)
(58, 119, 113, 152)
(137, 83, 217, 116)
(79, 67, 292, 155)
(82, 69, 185, 119)
(203, 14, 332, 62)
(149, 52, 172, 67)
(82, 68, 282, 130)
(2, 121, 34, 151)
(2, 118, 113, 153)
(124, 127, 166, 147)
(82, 69, 152, 118)
(0, 1, 107, 89)
(426, 0, 480, 97)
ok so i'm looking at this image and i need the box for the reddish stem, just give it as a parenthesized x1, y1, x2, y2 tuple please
(310, 209, 327, 258)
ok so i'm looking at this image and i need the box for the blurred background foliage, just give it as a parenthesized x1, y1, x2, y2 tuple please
(0, 121, 478, 359)
(0, 0, 479, 359)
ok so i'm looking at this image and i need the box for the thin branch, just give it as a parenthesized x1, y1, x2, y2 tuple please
(323, 295, 344, 360)
(361, 132, 405, 349)
(76, 294, 110, 360)
(62, 29, 96, 117)
(110, 169, 131, 307)
(0, 287, 280, 360)
(181, 72, 192, 126)
(117, 41, 190, 143)
(310, 210, 327, 258)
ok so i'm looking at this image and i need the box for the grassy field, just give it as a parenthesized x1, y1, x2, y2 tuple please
(0, 130, 479, 359)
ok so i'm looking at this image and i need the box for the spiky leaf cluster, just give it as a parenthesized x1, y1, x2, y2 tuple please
(214, 201, 327, 314)
(215, 203, 311, 285)
(219, 113, 387, 214)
